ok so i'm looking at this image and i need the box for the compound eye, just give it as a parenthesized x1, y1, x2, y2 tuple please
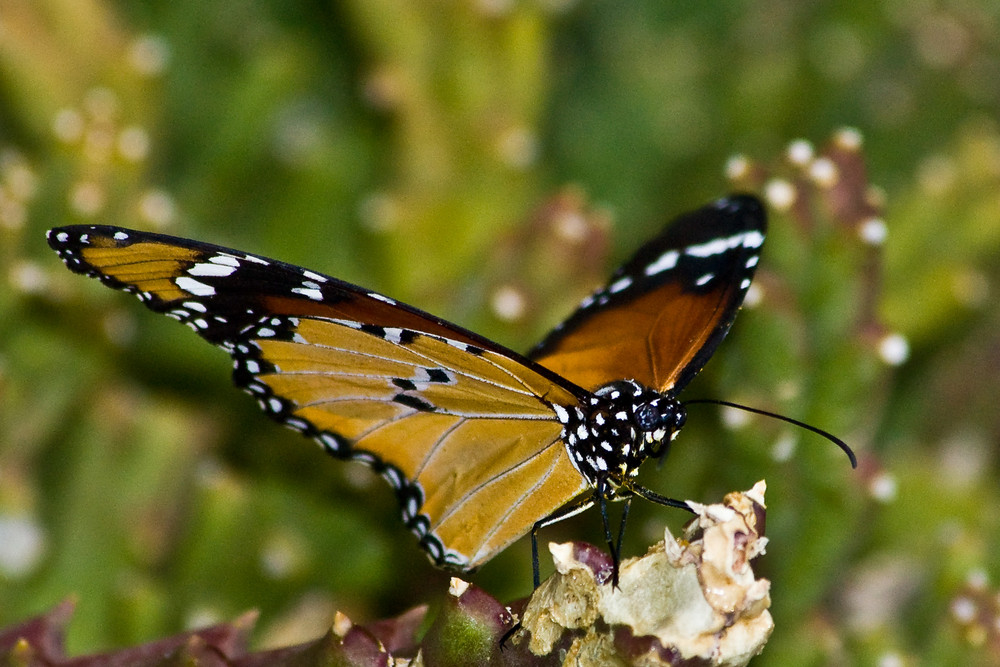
(635, 404, 660, 430)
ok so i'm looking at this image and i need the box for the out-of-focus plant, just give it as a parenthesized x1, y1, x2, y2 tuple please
(2, 1, 999, 664)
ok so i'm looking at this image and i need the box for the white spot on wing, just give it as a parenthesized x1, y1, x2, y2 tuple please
(175, 276, 216, 296)
(353, 451, 376, 466)
(645, 250, 680, 276)
(369, 292, 397, 305)
(291, 287, 323, 301)
(742, 230, 765, 249)
(686, 235, 739, 258)
(609, 276, 633, 293)
(188, 262, 236, 277)
(382, 467, 403, 488)
(319, 433, 341, 451)
(302, 270, 327, 282)
(684, 230, 764, 259)
(285, 417, 309, 432)
(209, 254, 241, 267)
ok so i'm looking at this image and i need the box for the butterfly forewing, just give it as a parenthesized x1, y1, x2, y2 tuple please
(530, 195, 766, 394)
(48, 226, 589, 570)
(48, 227, 510, 349)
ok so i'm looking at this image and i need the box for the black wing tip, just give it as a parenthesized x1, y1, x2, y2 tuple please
(47, 224, 115, 238)
(46, 227, 94, 273)
(719, 192, 763, 207)
(714, 193, 766, 228)
(47, 225, 139, 251)
(46, 226, 81, 250)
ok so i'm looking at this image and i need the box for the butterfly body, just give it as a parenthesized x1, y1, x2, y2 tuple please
(48, 194, 766, 573)
(557, 380, 684, 488)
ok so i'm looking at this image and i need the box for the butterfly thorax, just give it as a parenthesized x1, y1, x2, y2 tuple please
(555, 380, 686, 491)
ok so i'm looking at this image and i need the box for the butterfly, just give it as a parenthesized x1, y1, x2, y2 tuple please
(47, 194, 854, 586)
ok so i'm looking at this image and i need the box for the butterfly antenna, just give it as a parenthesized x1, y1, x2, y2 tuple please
(683, 398, 857, 468)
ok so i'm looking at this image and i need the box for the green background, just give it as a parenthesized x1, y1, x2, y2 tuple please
(2, 1, 999, 664)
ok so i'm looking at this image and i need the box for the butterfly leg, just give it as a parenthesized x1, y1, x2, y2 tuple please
(629, 484, 695, 512)
(530, 495, 596, 588)
(504, 494, 600, 650)
(595, 475, 630, 588)
(612, 496, 632, 587)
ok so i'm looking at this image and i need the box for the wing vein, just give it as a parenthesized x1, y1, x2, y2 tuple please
(430, 431, 566, 531)
(268, 331, 542, 398)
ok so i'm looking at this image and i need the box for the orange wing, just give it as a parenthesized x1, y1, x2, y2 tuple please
(244, 318, 591, 569)
(531, 195, 766, 394)
(47, 226, 590, 570)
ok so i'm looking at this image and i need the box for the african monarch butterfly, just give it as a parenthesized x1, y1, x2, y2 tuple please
(47, 194, 855, 586)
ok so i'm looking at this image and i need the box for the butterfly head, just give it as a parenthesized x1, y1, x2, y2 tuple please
(634, 396, 686, 449)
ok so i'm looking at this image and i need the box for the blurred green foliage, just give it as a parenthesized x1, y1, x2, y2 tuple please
(1, 0, 999, 664)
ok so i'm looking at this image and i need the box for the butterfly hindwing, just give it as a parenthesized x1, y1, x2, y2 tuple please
(47, 226, 590, 570)
(530, 195, 766, 394)
(235, 315, 591, 568)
